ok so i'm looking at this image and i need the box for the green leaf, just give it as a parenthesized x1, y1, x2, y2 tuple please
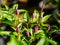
(51, 25, 58, 29)
(28, 28, 33, 36)
(7, 36, 27, 45)
(2, 19, 13, 25)
(1, 11, 9, 14)
(42, 15, 51, 23)
(13, 32, 18, 36)
(11, 26, 16, 31)
(36, 30, 45, 39)
(48, 38, 57, 45)
(36, 38, 45, 45)
(57, 14, 60, 17)
(0, 31, 11, 35)
(17, 23, 22, 28)
(13, 4, 18, 10)
(19, 41, 27, 45)
(42, 24, 49, 27)
(19, 9, 27, 12)
(9, 8, 15, 14)
(5, 15, 13, 21)
(56, 14, 60, 24)
(33, 9, 39, 22)
(57, 20, 60, 24)
(24, 12, 29, 22)
(5, 5, 9, 10)
(7, 36, 19, 45)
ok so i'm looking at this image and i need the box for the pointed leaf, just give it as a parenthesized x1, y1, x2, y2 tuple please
(36, 38, 45, 45)
(5, 5, 9, 10)
(13, 4, 18, 10)
(0, 31, 11, 35)
(42, 15, 51, 23)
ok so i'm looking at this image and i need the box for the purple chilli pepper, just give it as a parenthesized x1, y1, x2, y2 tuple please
(34, 25, 38, 33)
(32, 13, 35, 19)
(47, 25, 51, 31)
(17, 27, 21, 33)
(16, 8, 19, 15)
(25, 30, 30, 37)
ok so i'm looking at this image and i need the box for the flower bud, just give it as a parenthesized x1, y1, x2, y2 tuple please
(47, 25, 51, 31)
(17, 27, 21, 33)
(16, 8, 19, 15)
(25, 30, 30, 37)
(34, 25, 38, 33)
(32, 13, 35, 19)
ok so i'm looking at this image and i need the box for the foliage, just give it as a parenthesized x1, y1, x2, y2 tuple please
(0, 4, 60, 45)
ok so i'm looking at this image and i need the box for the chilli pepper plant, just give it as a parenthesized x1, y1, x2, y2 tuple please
(0, 4, 60, 45)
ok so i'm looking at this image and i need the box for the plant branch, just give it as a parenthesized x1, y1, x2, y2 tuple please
(38, 0, 46, 26)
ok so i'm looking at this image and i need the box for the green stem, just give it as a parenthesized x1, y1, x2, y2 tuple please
(38, 0, 46, 27)
(18, 33, 20, 41)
